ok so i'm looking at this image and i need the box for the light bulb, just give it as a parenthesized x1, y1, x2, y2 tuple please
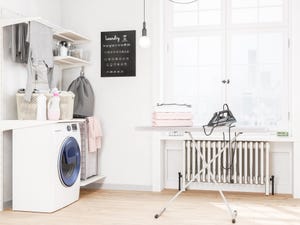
(139, 35, 151, 48)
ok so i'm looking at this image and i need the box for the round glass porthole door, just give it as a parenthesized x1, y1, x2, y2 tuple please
(59, 137, 81, 187)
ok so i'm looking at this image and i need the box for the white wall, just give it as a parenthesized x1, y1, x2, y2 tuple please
(61, 0, 153, 189)
(0, 0, 61, 24)
(291, 0, 300, 198)
(0, 0, 62, 204)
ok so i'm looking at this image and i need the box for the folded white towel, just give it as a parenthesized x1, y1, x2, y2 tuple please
(154, 104, 192, 113)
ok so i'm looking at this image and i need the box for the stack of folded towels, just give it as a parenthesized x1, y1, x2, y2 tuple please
(152, 103, 193, 127)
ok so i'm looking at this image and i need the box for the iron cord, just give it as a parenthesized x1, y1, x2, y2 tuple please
(221, 131, 238, 170)
(203, 124, 238, 171)
(202, 122, 235, 136)
(202, 124, 216, 136)
(202, 103, 238, 170)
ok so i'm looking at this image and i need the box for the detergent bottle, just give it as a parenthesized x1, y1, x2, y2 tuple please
(47, 88, 60, 120)
(36, 94, 47, 120)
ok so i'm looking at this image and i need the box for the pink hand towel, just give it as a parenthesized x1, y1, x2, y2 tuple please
(87, 117, 102, 152)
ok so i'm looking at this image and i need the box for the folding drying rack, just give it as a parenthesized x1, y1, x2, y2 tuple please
(158, 129, 242, 223)
(137, 126, 242, 224)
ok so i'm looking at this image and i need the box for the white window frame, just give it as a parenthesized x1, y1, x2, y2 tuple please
(163, 0, 291, 131)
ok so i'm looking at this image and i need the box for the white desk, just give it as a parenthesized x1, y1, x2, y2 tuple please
(138, 125, 294, 191)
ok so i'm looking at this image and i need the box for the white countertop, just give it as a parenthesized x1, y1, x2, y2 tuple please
(0, 119, 85, 131)
(136, 125, 294, 143)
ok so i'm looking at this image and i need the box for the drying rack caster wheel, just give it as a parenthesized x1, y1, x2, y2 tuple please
(154, 214, 159, 219)
(232, 210, 237, 223)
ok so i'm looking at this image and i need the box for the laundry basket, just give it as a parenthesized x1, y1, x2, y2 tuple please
(16, 93, 39, 120)
(16, 91, 75, 120)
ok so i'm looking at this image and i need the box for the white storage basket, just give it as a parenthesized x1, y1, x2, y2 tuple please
(16, 93, 38, 120)
(16, 91, 75, 120)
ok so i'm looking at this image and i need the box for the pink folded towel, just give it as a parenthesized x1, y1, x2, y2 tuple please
(152, 119, 193, 127)
(86, 117, 102, 152)
(152, 112, 193, 120)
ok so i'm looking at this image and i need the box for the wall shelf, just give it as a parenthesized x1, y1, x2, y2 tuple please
(54, 56, 89, 67)
(0, 16, 62, 31)
(0, 16, 90, 69)
(54, 31, 89, 43)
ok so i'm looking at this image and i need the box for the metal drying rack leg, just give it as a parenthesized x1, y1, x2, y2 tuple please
(154, 131, 241, 224)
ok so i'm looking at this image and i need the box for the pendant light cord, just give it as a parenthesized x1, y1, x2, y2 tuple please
(140, 0, 150, 47)
(143, 0, 146, 23)
(168, 0, 198, 4)
(141, 0, 148, 37)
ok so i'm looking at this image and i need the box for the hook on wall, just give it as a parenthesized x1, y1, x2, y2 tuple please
(80, 66, 85, 77)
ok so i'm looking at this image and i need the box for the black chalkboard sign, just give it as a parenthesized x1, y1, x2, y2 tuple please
(101, 30, 136, 77)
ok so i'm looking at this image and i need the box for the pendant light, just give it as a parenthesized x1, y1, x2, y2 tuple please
(139, 0, 151, 48)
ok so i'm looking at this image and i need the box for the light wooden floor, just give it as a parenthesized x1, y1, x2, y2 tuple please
(1, 189, 300, 225)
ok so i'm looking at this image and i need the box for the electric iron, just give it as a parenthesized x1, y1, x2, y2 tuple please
(203, 104, 236, 136)
(207, 103, 236, 127)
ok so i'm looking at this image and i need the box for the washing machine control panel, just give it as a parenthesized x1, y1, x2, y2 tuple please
(71, 124, 78, 131)
(67, 123, 77, 131)
(66, 124, 78, 132)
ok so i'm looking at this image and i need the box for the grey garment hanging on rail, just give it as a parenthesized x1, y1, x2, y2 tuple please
(67, 69, 95, 118)
(10, 23, 29, 63)
(25, 21, 54, 101)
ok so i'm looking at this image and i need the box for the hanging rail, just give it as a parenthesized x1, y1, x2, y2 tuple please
(0, 8, 89, 42)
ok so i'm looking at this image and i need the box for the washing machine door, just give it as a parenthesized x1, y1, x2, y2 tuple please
(59, 137, 81, 187)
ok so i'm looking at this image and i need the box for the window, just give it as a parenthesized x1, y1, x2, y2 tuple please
(164, 0, 289, 130)
(172, 0, 222, 27)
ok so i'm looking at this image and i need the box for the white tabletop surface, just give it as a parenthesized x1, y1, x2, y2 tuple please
(135, 125, 294, 142)
(0, 119, 85, 131)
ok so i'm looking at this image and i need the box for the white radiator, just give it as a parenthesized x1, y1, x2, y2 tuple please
(184, 140, 270, 195)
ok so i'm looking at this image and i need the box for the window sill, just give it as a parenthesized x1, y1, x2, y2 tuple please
(160, 131, 294, 143)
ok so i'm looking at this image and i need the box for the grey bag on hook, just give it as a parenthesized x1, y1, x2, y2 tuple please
(67, 75, 95, 118)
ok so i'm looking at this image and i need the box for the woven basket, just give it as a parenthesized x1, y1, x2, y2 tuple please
(16, 91, 75, 120)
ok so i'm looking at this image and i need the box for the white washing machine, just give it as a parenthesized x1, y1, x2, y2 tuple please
(12, 122, 81, 212)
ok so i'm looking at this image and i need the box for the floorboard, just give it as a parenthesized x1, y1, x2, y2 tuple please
(1, 189, 300, 225)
